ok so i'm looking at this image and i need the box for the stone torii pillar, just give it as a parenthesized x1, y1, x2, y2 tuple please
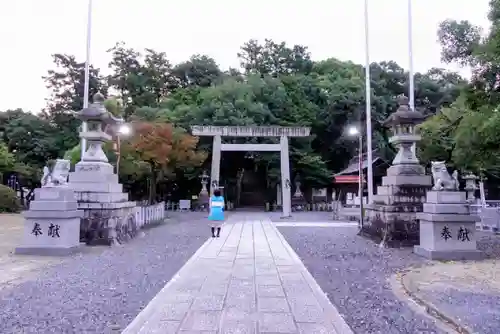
(280, 135, 292, 217)
(210, 135, 222, 195)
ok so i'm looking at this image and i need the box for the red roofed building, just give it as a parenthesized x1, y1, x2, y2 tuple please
(333, 149, 389, 204)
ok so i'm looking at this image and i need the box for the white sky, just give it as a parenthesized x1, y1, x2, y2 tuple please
(0, 0, 491, 113)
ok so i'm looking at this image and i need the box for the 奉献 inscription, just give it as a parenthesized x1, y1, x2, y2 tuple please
(31, 223, 43, 237)
(457, 226, 470, 242)
(441, 226, 452, 240)
(48, 223, 61, 238)
(441, 225, 472, 242)
(30, 222, 61, 238)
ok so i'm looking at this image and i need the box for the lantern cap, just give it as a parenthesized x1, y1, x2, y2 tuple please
(383, 95, 426, 127)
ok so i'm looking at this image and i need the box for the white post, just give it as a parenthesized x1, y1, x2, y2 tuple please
(280, 136, 291, 217)
(364, 0, 374, 204)
(407, 0, 415, 111)
(81, 0, 93, 160)
(479, 180, 487, 207)
(408, 0, 417, 156)
(210, 135, 222, 195)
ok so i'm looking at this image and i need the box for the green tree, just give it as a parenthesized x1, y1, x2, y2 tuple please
(1, 111, 59, 167)
(171, 55, 223, 88)
(42, 53, 107, 153)
(0, 142, 15, 177)
(238, 39, 313, 76)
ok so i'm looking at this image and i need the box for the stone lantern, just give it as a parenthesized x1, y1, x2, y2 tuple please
(76, 93, 124, 164)
(69, 93, 138, 245)
(383, 95, 426, 169)
(463, 172, 478, 203)
(363, 95, 432, 247)
(199, 170, 210, 195)
(198, 170, 210, 209)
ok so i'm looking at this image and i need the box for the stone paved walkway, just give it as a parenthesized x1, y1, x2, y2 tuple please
(122, 214, 353, 334)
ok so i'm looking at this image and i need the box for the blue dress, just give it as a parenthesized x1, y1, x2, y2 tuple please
(208, 195, 225, 225)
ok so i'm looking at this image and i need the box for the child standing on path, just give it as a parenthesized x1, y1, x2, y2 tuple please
(208, 189, 224, 237)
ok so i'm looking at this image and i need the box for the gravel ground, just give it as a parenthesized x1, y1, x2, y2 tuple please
(0, 212, 211, 334)
(418, 287, 500, 334)
(278, 226, 444, 334)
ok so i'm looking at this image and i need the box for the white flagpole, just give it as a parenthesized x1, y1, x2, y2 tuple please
(408, 0, 417, 156)
(407, 0, 415, 110)
(364, 0, 374, 204)
(81, 0, 93, 160)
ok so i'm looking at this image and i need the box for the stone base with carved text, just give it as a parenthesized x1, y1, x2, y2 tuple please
(15, 187, 83, 256)
(362, 168, 432, 247)
(69, 161, 138, 245)
(414, 191, 484, 260)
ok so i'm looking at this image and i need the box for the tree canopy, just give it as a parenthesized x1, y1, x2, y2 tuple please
(1, 30, 476, 204)
(418, 0, 500, 178)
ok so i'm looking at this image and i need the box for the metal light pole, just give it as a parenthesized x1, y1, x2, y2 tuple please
(81, 0, 93, 160)
(358, 130, 364, 230)
(364, 0, 374, 204)
(348, 125, 364, 231)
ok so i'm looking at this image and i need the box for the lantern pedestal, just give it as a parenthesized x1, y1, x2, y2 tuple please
(362, 96, 431, 247)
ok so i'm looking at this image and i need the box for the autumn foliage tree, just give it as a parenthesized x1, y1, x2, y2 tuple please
(125, 122, 206, 203)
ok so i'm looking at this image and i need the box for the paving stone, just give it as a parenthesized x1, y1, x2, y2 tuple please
(162, 292, 196, 304)
(289, 302, 324, 322)
(296, 322, 337, 334)
(199, 283, 228, 296)
(258, 312, 297, 333)
(232, 269, 255, 280)
(281, 280, 312, 293)
(180, 310, 222, 331)
(225, 295, 256, 311)
(138, 320, 180, 334)
(255, 274, 281, 286)
(222, 308, 254, 321)
(279, 273, 304, 283)
(191, 294, 225, 311)
(234, 257, 254, 264)
(228, 279, 255, 291)
(157, 302, 192, 321)
(258, 296, 290, 313)
(277, 265, 302, 274)
(257, 284, 285, 297)
(221, 321, 256, 334)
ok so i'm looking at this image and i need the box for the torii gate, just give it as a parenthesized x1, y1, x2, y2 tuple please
(191, 125, 311, 217)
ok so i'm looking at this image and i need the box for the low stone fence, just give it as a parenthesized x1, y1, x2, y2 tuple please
(471, 204, 500, 233)
(135, 202, 165, 228)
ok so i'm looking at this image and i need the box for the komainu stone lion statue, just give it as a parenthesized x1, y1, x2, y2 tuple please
(41, 159, 70, 187)
(430, 161, 459, 191)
